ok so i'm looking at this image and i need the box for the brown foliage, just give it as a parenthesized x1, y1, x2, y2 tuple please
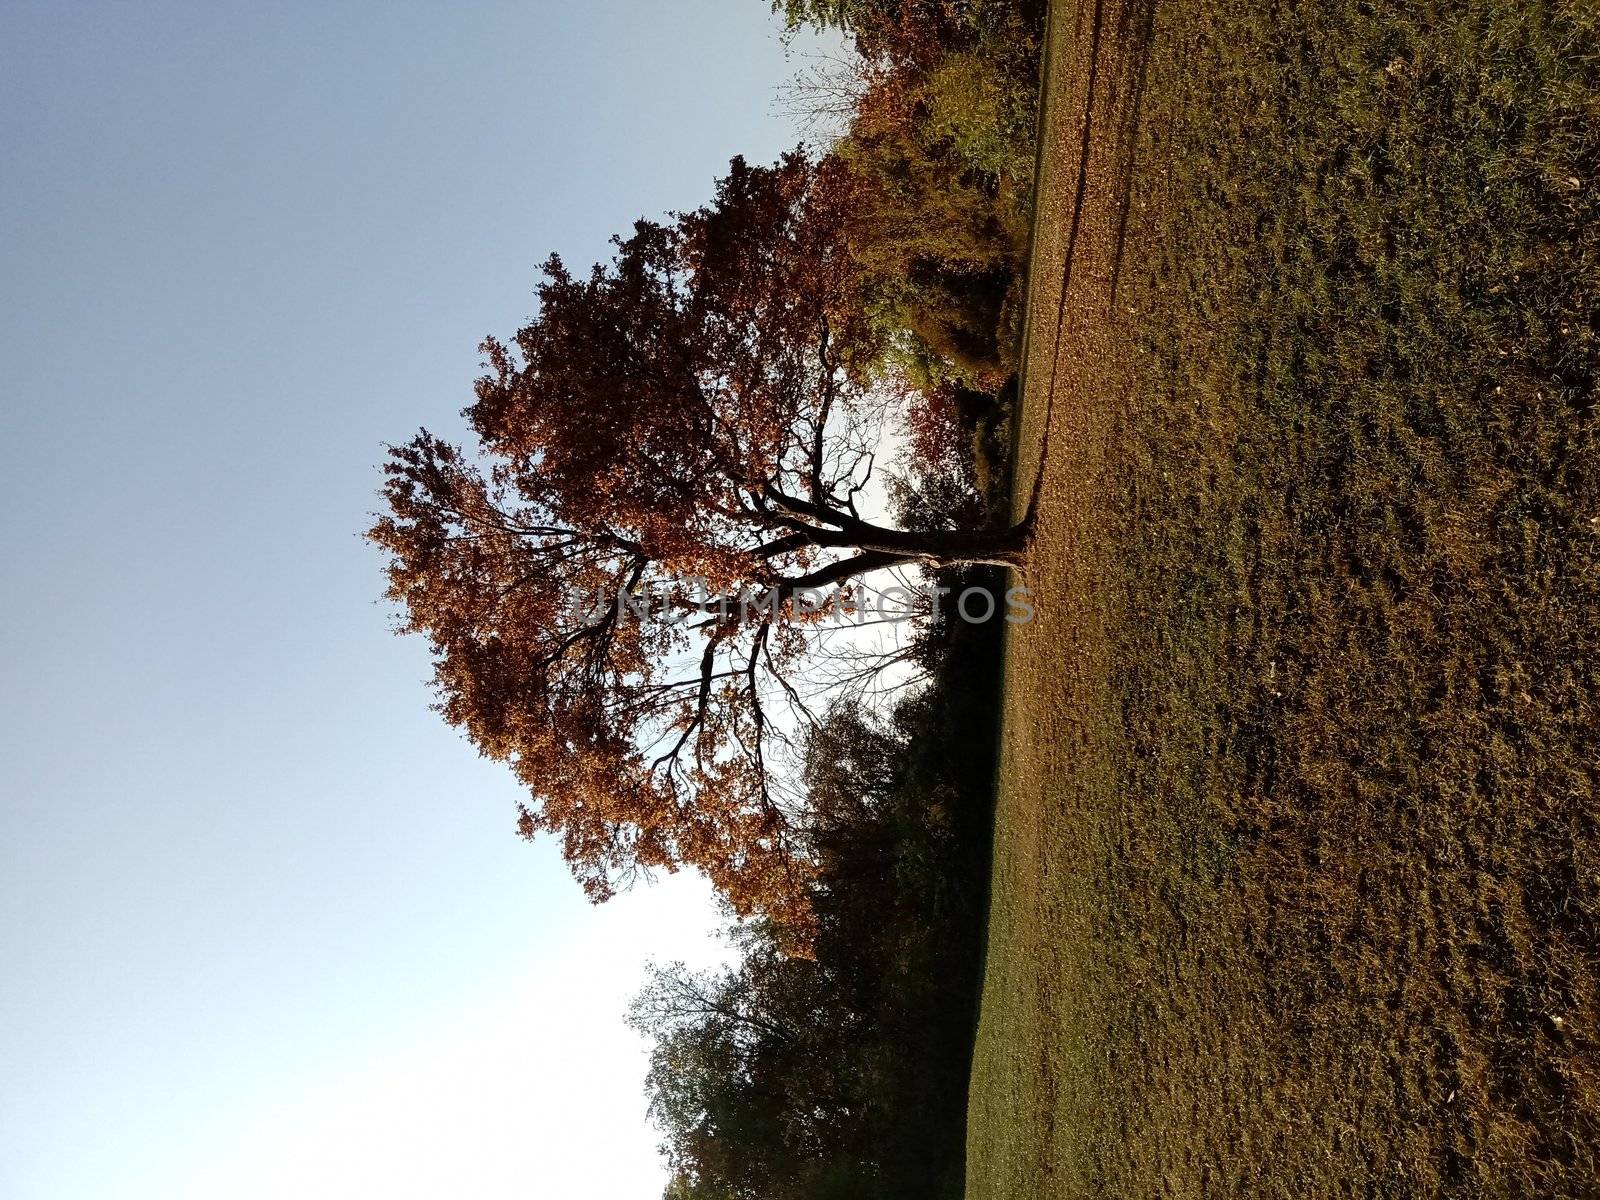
(370, 153, 1029, 935)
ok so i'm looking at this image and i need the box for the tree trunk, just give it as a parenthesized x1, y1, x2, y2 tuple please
(763, 486, 1033, 570)
(853, 520, 1034, 569)
(777, 519, 1032, 597)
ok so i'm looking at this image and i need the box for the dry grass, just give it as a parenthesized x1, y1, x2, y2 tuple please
(966, 0, 1600, 1195)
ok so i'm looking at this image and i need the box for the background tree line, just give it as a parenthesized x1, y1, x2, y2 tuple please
(632, 595, 1005, 1200)
(782, 0, 1045, 391)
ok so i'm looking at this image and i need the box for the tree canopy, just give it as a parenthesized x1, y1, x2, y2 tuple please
(370, 152, 1030, 934)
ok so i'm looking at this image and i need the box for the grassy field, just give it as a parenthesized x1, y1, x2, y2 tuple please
(967, 0, 1600, 1196)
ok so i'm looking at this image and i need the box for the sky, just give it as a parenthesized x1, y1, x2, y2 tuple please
(0, 3, 829, 1195)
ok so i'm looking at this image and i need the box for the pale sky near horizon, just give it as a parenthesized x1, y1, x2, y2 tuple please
(0, 3, 830, 1195)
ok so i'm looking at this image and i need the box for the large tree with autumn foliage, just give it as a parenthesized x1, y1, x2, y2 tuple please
(370, 152, 1031, 932)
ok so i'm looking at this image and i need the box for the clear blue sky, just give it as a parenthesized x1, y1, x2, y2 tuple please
(0, 3, 826, 1194)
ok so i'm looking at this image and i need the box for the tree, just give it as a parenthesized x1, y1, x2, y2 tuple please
(629, 951, 866, 1198)
(774, 2, 1044, 386)
(773, 0, 974, 69)
(370, 152, 1032, 934)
